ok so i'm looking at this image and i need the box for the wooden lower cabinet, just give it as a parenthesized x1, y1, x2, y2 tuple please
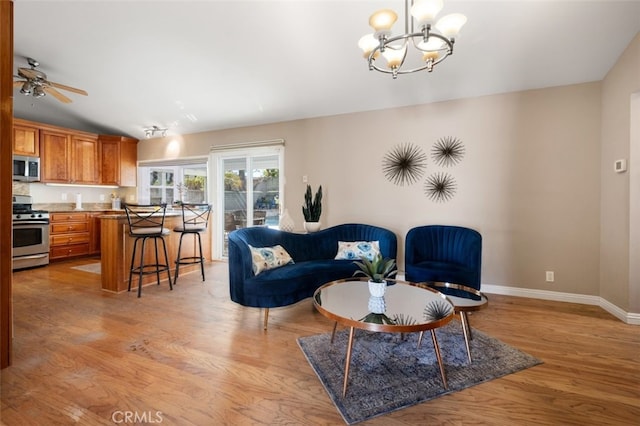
(89, 212, 102, 255)
(49, 212, 91, 260)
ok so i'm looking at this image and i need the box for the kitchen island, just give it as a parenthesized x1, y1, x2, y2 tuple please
(99, 211, 212, 293)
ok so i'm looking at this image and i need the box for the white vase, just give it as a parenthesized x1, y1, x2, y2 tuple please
(368, 279, 387, 298)
(304, 221, 321, 233)
(279, 209, 294, 232)
(368, 296, 386, 314)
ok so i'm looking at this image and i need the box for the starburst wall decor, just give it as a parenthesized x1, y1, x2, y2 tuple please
(431, 136, 465, 167)
(382, 143, 427, 186)
(424, 172, 457, 202)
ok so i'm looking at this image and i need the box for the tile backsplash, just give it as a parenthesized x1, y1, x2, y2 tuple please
(12, 182, 136, 205)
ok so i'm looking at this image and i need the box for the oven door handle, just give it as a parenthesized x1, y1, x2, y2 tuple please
(14, 253, 49, 260)
(13, 221, 50, 226)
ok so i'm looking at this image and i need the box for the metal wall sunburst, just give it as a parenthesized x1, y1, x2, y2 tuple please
(382, 143, 427, 186)
(431, 136, 465, 167)
(424, 172, 457, 202)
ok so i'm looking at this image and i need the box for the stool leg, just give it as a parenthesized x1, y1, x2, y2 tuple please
(161, 236, 173, 290)
(138, 237, 148, 298)
(196, 232, 205, 281)
(128, 237, 139, 293)
(153, 237, 162, 286)
(174, 232, 185, 284)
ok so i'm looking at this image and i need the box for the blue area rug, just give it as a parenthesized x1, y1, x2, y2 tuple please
(297, 322, 542, 424)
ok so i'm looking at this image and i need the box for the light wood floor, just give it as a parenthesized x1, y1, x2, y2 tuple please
(1, 259, 639, 425)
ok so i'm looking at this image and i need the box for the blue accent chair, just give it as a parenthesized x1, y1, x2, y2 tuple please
(405, 225, 482, 299)
(228, 223, 397, 329)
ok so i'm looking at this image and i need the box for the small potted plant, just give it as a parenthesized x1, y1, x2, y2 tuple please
(302, 184, 322, 233)
(353, 253, 397, 297)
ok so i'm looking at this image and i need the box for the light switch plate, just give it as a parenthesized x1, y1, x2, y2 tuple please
(614, 159, 627, 173)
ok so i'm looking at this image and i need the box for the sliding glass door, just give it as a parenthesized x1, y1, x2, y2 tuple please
(212, 144, 284, 258)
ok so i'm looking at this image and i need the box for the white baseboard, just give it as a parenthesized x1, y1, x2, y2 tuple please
(482, 284, 640, 325)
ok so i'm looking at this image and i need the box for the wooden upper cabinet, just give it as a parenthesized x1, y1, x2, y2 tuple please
(99, 135, 138, 187)
(13, 120, 39, 156)
(71, 135, 99, 184)
(18, 119, 134, 186)
(41, 128, 100, 184)
(40, 129, 71, 183)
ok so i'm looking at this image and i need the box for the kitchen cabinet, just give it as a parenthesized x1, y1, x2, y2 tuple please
(40, 129, 72, 183)
(88, 212, 103, 255)
(49, 212, 91, 260)
(15, 119, 134, 186)
(71, 134, 100, 184)
(13, 119, 39, 156)
(99, 135, 138, 187)
(40, 127, 99, 184)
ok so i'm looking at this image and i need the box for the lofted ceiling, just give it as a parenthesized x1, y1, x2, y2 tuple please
(12, 0, 640, 140)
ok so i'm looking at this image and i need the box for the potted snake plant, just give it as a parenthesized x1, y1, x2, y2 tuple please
(302, 184, 322, 233)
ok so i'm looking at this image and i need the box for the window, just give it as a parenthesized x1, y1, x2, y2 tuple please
(137, 159, 208, 205)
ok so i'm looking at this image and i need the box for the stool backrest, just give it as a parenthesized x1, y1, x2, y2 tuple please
(124, 203, 167, 236)
(180, 203, 212, 230)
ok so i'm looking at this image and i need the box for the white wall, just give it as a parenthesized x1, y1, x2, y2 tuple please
(139, 82, 602, 298)
(600, 32, 640, 312)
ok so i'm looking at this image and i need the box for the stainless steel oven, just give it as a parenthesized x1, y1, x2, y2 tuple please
(12, 195, 50, 270)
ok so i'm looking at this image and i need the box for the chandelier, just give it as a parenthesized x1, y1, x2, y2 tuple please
(358, 0, 467, 78)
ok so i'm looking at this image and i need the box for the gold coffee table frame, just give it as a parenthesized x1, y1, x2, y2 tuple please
(313, 278, 454, 397)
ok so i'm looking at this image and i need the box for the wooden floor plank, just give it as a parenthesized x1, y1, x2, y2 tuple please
(1, 258, 639, 425)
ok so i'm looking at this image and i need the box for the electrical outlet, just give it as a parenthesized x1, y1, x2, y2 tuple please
(545, 271, 555, 282)
(128, 194, 135, 201)
(61, 193, 67, 201)
(302, 175, 308, 183)
(99, 194, 105, 201)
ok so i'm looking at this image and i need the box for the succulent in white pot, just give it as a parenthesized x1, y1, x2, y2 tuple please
(353, 253, 397, 297)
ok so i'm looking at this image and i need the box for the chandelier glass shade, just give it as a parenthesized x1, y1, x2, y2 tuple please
(358, 0, 467, 78)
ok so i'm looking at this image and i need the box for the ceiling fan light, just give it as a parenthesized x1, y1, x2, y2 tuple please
(20, 81, 33, 95)
(411, 0, 443, 25)
(369, 9, 397, 37)
(435, 13, 467, 39)
(33, 86, 45, 98)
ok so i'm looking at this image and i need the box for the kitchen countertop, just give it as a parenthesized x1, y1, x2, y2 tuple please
(100, 211, 183, 219)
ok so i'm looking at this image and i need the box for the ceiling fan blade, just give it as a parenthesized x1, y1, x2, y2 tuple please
(13, 80, 25, 87)
(18, 67, 39, 79)
(48, 81, 88, 96)
(43, 86, 72, 104)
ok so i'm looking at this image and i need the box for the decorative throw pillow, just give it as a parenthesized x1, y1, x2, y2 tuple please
(334, 241, 380, 261)
(249, 244, 294, 275)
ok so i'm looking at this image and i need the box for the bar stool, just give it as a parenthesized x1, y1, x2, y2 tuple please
(173, 203, 212, 284)
(124, 203, 173, 297)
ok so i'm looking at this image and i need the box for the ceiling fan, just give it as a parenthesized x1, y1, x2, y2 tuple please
(13, 57, 88, 103)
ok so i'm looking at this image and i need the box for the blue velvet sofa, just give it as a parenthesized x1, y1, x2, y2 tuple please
(228, 223, 397, 328)
(405, 225, 482, 299)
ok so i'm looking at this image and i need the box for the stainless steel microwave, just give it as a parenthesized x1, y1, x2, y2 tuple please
(13, 155, 40, 182)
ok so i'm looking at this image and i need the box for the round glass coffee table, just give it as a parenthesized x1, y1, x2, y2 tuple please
(313, 278, 455, 397)
(423, 282, 488, 363)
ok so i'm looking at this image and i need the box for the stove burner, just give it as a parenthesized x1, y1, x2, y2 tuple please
(12, 195, 49, 221)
